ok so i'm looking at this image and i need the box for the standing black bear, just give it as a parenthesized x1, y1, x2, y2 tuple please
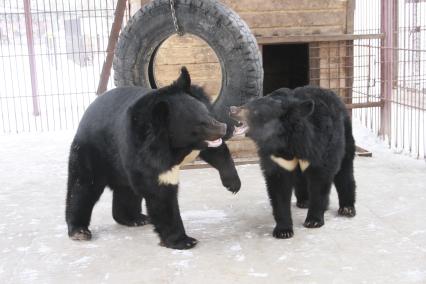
(230, 86, 356, 238)
(66, 67, 241, 249)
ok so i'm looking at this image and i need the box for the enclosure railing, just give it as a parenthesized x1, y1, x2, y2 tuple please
(352, 0, 425, 159)
(0, 0, 129, 133)
(0, 0, 424, 159)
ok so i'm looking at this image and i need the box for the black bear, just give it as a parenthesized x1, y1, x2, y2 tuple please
(230, 86, 356, 238)
(66, 67, 241, 249)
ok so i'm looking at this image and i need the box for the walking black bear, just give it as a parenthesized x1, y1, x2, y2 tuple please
(230, 86, 356, 238)
(66, 67, 240, 249)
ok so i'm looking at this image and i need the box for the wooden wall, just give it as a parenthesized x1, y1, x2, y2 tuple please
(221, 0, 349, 37)
(128, 0, 353, 99)
(133, 0, 351, 36)
(126, 0, 354, 159)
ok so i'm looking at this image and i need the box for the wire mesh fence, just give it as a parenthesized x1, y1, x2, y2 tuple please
(0, 0, 130, 133)
(0, 0, 424, 159)
(352, 0, 426, 159)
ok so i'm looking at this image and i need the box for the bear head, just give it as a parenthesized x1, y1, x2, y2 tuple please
(229, 88, 314, 150)
(131, 67, 227, 150)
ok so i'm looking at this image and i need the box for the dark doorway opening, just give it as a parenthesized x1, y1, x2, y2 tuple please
(262, 43, 309, 95)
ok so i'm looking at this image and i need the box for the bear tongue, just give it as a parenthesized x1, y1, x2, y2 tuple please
(206, 138, 223, 148)
(233, 123, 249, 136)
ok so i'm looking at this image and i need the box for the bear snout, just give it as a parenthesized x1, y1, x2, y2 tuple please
(229, 106, 248, 123)
(214, 122, 227, 137)
(229, 106, 240, 115)
(205, 121, 227, 140)
(219, 122, 227, 136)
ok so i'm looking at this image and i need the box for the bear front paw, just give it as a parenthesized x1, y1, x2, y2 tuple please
(273, 226, 294, 239)
(303, 216, 324, 228)
(69, 227, 92, 241)
(115, 214, 151, 227)
(160, 236, 198, 250)
(338, 206, 356, 217)
(221, 174, 241, 194)
(296, 200, 309, 209)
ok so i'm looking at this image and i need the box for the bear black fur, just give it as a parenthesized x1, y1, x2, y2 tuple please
(230, 86, 356, 238)
(66, 67, 241, 249)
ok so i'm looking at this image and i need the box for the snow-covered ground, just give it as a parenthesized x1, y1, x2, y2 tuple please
(0, 122, 425, 283)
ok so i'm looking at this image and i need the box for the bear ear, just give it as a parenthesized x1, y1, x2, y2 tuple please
(298, 99, 315, 117)
(174, 66, 191, 92)
(151, 101, 170, 129)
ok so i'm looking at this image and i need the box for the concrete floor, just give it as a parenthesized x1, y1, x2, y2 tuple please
(0, 127, 426, 283)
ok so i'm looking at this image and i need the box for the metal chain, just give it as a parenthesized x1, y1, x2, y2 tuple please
(169, 0, 184, 36)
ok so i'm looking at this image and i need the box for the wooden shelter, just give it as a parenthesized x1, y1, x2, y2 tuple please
(130, 0, 355, 98)
(126, 0, 357, 162)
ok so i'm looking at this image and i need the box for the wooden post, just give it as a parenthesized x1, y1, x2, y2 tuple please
(96, 0, 128, 95)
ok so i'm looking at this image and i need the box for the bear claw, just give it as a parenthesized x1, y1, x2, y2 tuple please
(221, 174, 241, 194)
(296, 200, 309, 209)
(160, 236, 198, 250)
(273, 227, 294, 239)
(303, 217, 324, 228)
(338, 206, 356, 217)
(115, 214, 150, 227)
(69, 228, 92, 241)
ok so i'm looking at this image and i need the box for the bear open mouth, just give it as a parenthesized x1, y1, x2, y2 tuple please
(206, 138, 223, 147)
(233, 121, 249, 136)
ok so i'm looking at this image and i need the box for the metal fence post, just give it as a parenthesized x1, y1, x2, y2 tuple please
(380, 0, 396, 142)
(23, 0, 40, 116)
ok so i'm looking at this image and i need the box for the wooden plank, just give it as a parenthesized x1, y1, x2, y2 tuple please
(181, 157, 259, 170)
(346, 101, 384, 109)
(154, 63, 221, 81)
(239, 10, 346, 29)
(155, 46, 220, 65)
(153, 34, 222, 100)
(257, 33, 384, 44)
(356, 146, 372, 157)
(221, 0, 347, 12)
(252, 26, 345, 39)
(345, 0, 355, 33)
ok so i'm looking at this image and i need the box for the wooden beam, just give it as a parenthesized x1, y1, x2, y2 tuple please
(257, 33, 384, 44)
(96, 0, 128, 95)
(346, 101, 384, 109)
(356, 146, 372, 157)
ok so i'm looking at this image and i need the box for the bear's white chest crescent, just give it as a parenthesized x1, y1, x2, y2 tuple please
(270, 155, 310, 172)
(158, 150, 200, 185)
(299, 159, 310, 172)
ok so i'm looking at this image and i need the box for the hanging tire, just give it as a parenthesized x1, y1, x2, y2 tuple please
(113, 0, 263, 136)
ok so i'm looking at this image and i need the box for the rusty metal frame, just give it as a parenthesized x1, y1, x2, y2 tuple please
(96, 0, 128, 95)
(23, 0, 40, 116)
(380, 0, 397, 141)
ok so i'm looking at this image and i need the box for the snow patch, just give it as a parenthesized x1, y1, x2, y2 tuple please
(402, 270, 426, 282)
(229, 243, 242, 251)
(410, 230, 426, 236)
(37, 244, 52, 254)
(173, 259, 191, 269)
(172, 250, 193, 257)
(70, 256, 93, 267)
(181, 210, 227, 224)
(248, 272, 268, 278)
(19, 269, 39, 281)
(278, 255, 288, 262)
(16, 246, 30, 252)
(235, 254, 245, 262)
